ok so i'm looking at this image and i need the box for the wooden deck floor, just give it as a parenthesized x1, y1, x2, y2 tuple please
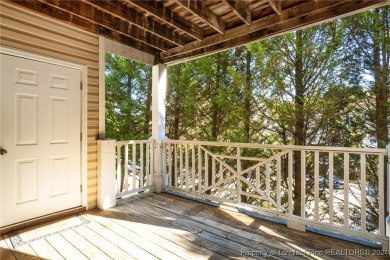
(1, 193, 388, 260)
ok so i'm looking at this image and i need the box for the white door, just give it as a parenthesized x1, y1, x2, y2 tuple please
(0, 53, 81, 227)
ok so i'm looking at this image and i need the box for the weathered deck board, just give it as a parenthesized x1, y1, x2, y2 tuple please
(119, 202, 276, 259)
(60, 229, 111, 260)
(143, 193, 370, 252)
(29, 239, 64, 260)
(74, 221, 139, 260)
(2, 234, 39, 260)
(94, 210, 207, 260)
(85, 213, 182, 260)
(108, 204, 231, 259)
(147, 195, 316, 246)
(1, 193, 388, 260)
(0, 236, 17, 260)
(121, 196, 287, 259)
(45, 234, 89, 260)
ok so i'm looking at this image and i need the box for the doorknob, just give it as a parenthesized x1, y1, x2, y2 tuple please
(0, 148, 7, 155)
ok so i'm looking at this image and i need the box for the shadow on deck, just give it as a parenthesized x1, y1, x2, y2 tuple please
(1, 193, 388, 260)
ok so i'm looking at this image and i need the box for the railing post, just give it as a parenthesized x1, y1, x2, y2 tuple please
(287, 149, 306, 232)
(97, 140, 117, 209)
(237, 147, 241, 203)
(152, 141, 162, 193)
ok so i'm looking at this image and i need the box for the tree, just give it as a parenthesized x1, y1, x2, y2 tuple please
(105, 53, 152, 140)
(343, 5, 390, 220)
(249, 22, 344, 215)
(343, 6, 389, 149)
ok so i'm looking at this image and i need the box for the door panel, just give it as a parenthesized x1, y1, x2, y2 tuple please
(1, 53, 81, 227)
(50, 97, 68, 143)
(15, 93, 38, 145)
(15, 158, 38, 204)
(51, 156, 69, 196)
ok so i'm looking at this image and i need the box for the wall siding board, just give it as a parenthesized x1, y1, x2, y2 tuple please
(0, 36, 98, 67)
(0, 3, 98, 43)
(0, 2, 99, 209)
(0, 27, 98, 60)
(1, 20, 99, 50)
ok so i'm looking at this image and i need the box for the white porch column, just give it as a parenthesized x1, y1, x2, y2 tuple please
(97, 140, 116, 209)
(151, 63, 167, 193)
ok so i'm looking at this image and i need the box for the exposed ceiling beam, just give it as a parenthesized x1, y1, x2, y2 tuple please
(38, 0, 169, 51)
(162, 0, 389, 65)
(9, 0, 158, 56)
(222, 0, 251, 25)
(268, 0, 282, 15)
(126, 0, 204, 41)
(176, 0, 226, 34)
(161, 0, 341, 60)
(83, 0, 185, 47)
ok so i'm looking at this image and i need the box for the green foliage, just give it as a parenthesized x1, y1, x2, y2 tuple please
(342, 6, 389, 148)
(164, 8, 389, 149)
(105, 8, 389, 149)
(105, 53, 152, 140)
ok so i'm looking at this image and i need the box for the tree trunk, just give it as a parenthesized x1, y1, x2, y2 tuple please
(244, 49, 252, 142)
(373, 9, 388, 150)
(373, 8, 389, 217)
(144, 71, 152, 136)
(172, 64, 182, 140)
(240, 49, 253, 203)
(173, 105, 180, 139)
(293, 30, 305, 216)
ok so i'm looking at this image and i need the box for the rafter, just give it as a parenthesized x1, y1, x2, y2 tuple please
(161, 0, 340, 60)
(268, 0, 282, 16)
(126, 0, 204, 41)
(222, 0, 251, 25)
(37, 0, 169, 51)
(9, 0, 158, 56)
(162, 0, 388, 64)
(83, 0, 185, 47)
(8, 0, 389, 66)
(176, 0, 226, 34)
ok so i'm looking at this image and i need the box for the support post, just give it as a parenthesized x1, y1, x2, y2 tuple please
(151, 63, 168, 193)
(237, 147, 241, 203)
(97, 140, 116, 209)
(287, 220, 306, 232)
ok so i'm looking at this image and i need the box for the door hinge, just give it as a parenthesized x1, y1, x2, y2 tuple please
(80, 81, 82, 90)
(80, 133, 82, 141)
(80, 185, 83, 192)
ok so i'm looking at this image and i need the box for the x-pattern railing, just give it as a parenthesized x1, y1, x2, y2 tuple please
(114, 139, 388, 246)
(160, 140, 388, 246)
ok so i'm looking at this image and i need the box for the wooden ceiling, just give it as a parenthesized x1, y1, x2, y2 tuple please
(9, 0, 390, 65)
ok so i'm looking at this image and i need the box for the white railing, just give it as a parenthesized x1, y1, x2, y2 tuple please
(115, 140, 154, 197)
(161, 140, 388, 246)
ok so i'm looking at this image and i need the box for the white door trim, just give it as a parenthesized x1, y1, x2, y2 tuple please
(0, 45, 88, 210)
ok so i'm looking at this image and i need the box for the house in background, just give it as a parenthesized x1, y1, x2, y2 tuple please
(1, 0, 389, 253)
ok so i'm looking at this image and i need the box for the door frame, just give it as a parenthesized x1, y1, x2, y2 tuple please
(0, 46, 88, 210)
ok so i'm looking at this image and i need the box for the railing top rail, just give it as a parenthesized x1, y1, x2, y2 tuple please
(116, 140, 154, 146)
(161, 139, 387, 154)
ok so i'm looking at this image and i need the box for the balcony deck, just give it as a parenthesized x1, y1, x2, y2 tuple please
(1, 193, 388, 260)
